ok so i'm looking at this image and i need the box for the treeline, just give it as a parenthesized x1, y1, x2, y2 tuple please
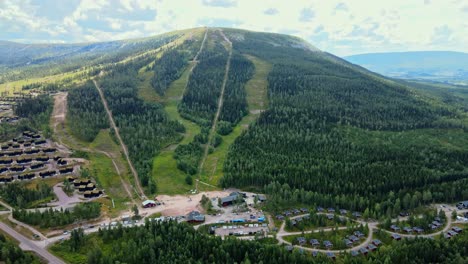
(151, 49, 187, 95)
(0, 234, 41, 264)
(98, 60, 184, 192)
(53, 220, 468, 263)
(59, 220, 318, 264)
(221, 29, 468, 218)
(262, 180, 467, 219)
(13, 202, 101, 228)
(67, 81, 109, 142)
(0, 182, 53, 208)
(12, 94, 53, 137)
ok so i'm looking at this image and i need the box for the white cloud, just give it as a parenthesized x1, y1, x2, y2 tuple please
(0, 0, 466, 56)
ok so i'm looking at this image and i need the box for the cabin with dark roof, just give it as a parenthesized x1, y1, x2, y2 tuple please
(354, 231, 365, 238)
(40, 170, 56, 178)
(323, 240, 333, 248)
(17, 157, 32, 164)
(452, 226, 462, 233)
(24, 149, 40, 154)
(34, 139, 46, 145)
(372, 239, 382, 246)
(351, 250, 359, 257)
(220, 192, 243, 206)
(326, 252, 335, 259)
(18, 173, 35, 180)
(30, 163, 45, 170)
(360, 247, 368, 255)
(390, 225, 400, 232)
(0, 176, 13, 182)
(457, 201, 468, 209)
(367, 244, 377, 251)
(35, 156, 49, 162)
(349, 235, 359, 242)
(0, 159, 13, 165)
(352, 212, 362, 218)
(310, 239, 319, 246)
(296, 237, 306, 245)
(59, 167, 74, 174)
(10, 165, 25, 172)
(344, 239, 353, 247)
(391, 234, 401, 240)
(42, 148, 56, 153)
(187, 211, 205, 223)
(403, 227, 413, 233)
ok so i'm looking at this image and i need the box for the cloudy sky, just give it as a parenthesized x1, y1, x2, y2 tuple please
(0, 0, 467, 56)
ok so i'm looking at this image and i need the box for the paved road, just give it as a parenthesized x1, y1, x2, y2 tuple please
(0, 221, 65, 264)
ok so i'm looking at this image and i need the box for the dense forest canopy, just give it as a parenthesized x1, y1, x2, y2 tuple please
(220, 29, 468, 217)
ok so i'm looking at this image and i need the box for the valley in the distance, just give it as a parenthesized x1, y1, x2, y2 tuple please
(0, 27, 467, 264)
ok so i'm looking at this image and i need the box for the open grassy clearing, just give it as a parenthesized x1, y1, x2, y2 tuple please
(49, 96, 135, 210)
(151, 63, 202, 194)
(0, 69, 88, 95)
(200, 55, 271, 185)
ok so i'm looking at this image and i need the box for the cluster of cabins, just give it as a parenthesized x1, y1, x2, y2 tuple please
(276, 207, 361, 221)
(276, 208, 309, 220)
(348, 239, 383, 257)
(295, 231, 367, 250)
(390, 216, 444, 234)
(287, 239, 383, 259)
(68, 177, 102, 198)
(0, 132, 76, 183)
(444, 226, 463, 239)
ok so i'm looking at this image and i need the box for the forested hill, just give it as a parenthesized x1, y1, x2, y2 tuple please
(6, 27, 468, 216)
(219, 28, 468, 217)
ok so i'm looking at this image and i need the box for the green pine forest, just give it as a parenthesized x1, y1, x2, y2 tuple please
(3, 27, 468, 262)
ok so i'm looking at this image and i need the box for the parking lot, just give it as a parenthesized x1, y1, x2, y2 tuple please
(214, 223, 269, 237)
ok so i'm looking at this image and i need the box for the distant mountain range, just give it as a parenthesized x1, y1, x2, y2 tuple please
(345, 51, 468, 85)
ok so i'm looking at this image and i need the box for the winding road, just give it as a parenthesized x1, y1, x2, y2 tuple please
(275, 205, 464, 254)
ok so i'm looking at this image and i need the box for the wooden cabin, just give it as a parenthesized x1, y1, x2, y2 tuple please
(39, 170, 56, 178)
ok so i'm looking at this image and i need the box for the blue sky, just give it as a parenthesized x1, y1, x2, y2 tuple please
(0, 0, 467, 56)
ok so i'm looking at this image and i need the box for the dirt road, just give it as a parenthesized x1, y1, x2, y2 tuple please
(93, 79, 145, 200)
(51, 91, 136, 203)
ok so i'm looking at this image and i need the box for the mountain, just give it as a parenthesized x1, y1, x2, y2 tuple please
(1, 27, 468, 263)
(345, 51, 468, 84)
(0, 30, 187, 83)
